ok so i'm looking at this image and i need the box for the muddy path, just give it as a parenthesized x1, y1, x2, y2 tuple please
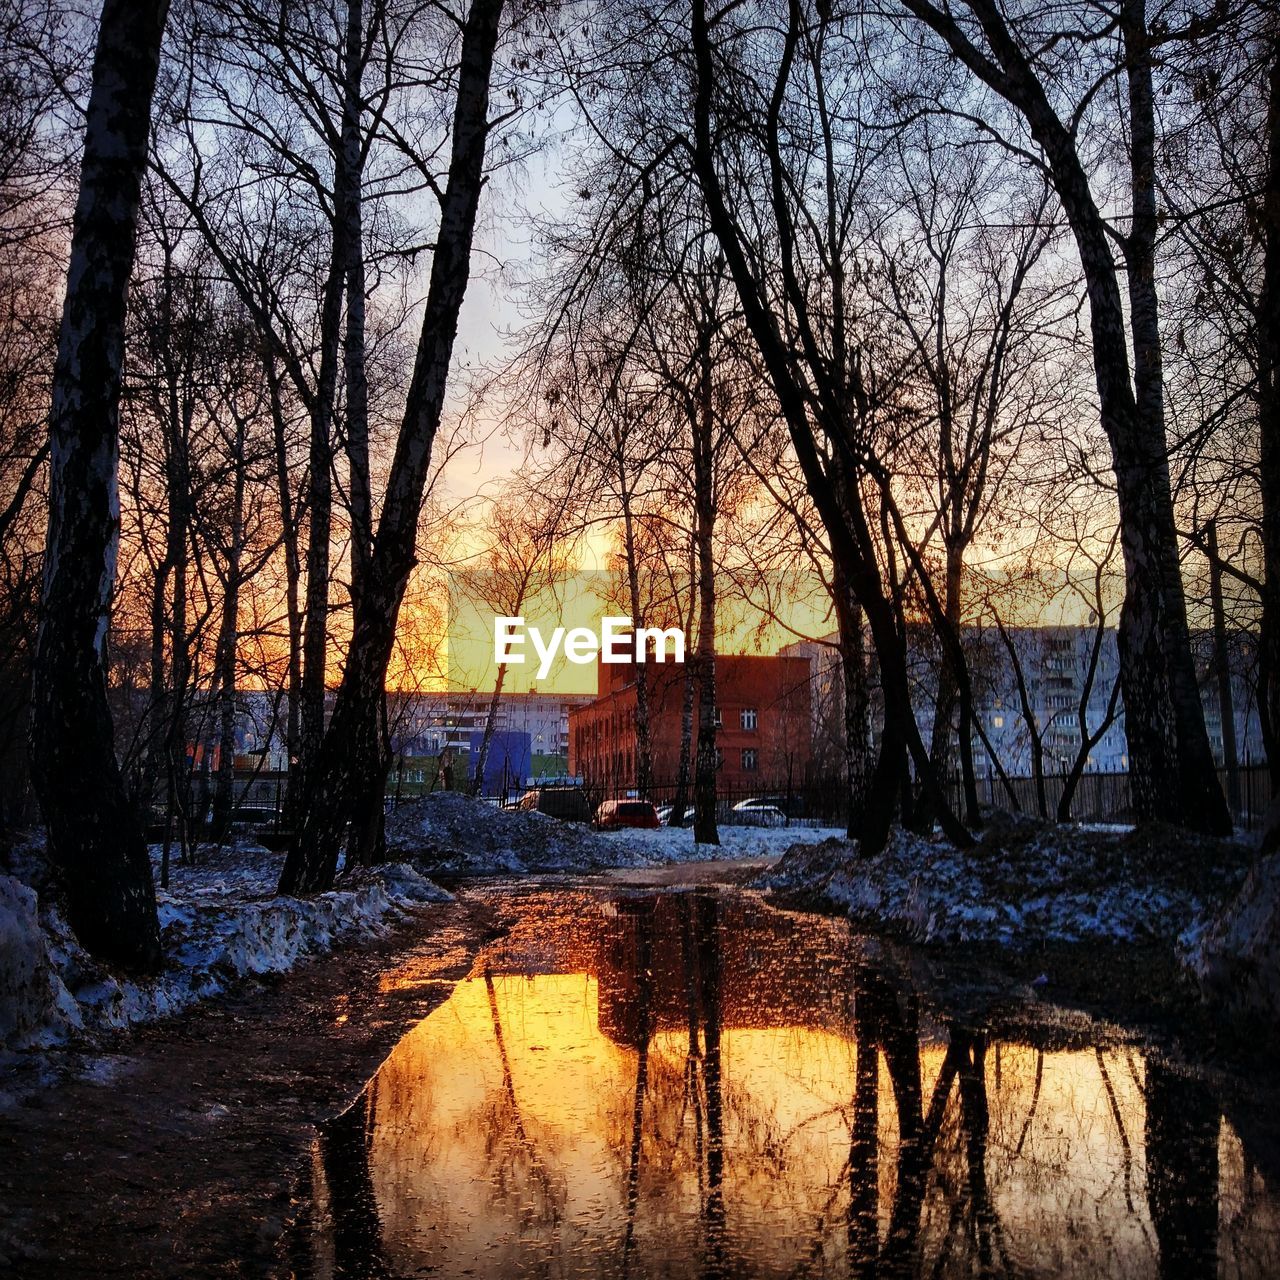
(0, 894, 499, 1279)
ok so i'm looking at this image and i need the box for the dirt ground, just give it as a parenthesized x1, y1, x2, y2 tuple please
(0, 893, 499, 1279)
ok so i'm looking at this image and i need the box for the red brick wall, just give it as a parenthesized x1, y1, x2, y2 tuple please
(569, 653, 811, 792)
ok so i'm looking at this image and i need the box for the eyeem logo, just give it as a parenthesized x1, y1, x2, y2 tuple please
(494, 616, 686, 680)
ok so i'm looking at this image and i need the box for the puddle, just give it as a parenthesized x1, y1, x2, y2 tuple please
(293, 887, 1280, 1278)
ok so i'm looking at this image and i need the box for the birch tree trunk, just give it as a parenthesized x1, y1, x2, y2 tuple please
(670, 537, 699, 825)
(688, 0, 971, 855)
(618, 466, 654, 800)
(29, 0, 171, 970)
(1258, 34, 1280, 850)
(298, 215, 348, 809)
(471, 664, 509, 796)
(212, 409, 247, 836)
(337, 0, 389, 868)
(280, 0, 505, 893)
(343, 0, 373, 607)
(833, 563, 870, 839)
(264, 351, 304, 820)
(692, 338, 719, 845)
(299, 0, 370, 811)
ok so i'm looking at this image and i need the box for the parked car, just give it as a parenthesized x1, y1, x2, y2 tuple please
(594, 799, 662, 831)
(730, 798, 787, 827)
(226, 804, 282, 827)
(654, 804, 674, 826)
(515, 786, 593, 822)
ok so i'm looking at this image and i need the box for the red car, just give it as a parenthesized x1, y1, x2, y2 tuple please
(593, 799, 662, 831)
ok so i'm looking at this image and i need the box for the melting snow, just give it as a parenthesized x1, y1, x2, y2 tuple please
(384, 791, 844, 875)
(1, 840, 450, 1054)
(757, 812, 1253, 950)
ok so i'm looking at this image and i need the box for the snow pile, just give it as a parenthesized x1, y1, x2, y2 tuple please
(385, 791, 847, 875)
(385, 792, 649, 874)
(758, 814, 1252, 948)
(1182, 852, 1280, 1020)
(0, 843, 450, 1052)
(0, 876, 80, 1047)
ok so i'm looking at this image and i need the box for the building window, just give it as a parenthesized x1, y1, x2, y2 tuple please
(713, 708, 723, 728)
(991, 715, 1004, 729)
(741, 748, 758, 772)
(741, 708, 757, 731)
(714, 747, 724, 769)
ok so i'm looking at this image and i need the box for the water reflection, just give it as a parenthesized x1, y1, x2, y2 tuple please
(298, 888, 1280, 1279)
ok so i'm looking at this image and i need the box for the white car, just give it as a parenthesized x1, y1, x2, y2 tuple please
(731, 799, 787, 827)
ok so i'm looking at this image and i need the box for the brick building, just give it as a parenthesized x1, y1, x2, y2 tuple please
(568, 653, 812, 793)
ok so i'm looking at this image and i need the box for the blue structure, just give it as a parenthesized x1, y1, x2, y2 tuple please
(469, 729, 532, 795)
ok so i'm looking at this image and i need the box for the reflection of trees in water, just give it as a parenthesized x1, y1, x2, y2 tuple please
(321, 1089, 392, 1279)
(1144, 1059, 1219, 1280)
(607, 889, 762, 1277)
(839, 963, 1197, 1280)
(317, 888, 1278, 1279)
(845, 959, 933, 1279)
(621, 899, 655, 1275)
(698, 889, 729, 1278)
(294, 1087, 392, 1280)
(1095, 1047, 1137, 1212)
(481, 967, 568, 1236)
(1218, 1124, 1280, 1278)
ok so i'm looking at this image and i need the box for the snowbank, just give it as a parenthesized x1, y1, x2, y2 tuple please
(612, 822, 847, 863)
(0, 843, 450, 1053)
(1183, 852, 1280, 1020)
(0, 876, 81, 1048)
(385, 792, 641, 873)
(758, 813, 1253, 948)
(385, 790, 845, 875)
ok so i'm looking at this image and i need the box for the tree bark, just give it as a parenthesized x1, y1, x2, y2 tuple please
(298, 229, 347, 812)
(923, 544, 980, 827)
(692, 332, 719, 845)
(299, 4, 367, 816)
(618, 466, 654, 800)
(670, 623, 697, 824)
(280, 0, 505, 893)
(1202, 520, 1240, 815)
(212, 407, 247, 836)
(998, 618, 1048, 819)
(1259, 35, 1280, 845)
(264, 350, 304, 821)
(28, 0, 171, 971)
(159, 263, 193, 872)
(833, 563, 870, 839)
(338, 0, 388, 869)
(470, 663, 508, 796)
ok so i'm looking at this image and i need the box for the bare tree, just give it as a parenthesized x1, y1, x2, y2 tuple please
(876, 133, 1067, 826)
(461, 479, 571, 795)
(1258, 32, 1280, 845)
(280, 0, 507, 893)
(896, 0, 1231, 833)
(687, 0, 973, 853)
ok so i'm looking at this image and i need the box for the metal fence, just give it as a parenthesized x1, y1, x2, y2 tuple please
(244, 762, 1272, 833)
(949, 764, 1271, 830)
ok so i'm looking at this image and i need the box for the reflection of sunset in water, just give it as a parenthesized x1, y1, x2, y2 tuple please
(303, 889, 1280, 1279)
